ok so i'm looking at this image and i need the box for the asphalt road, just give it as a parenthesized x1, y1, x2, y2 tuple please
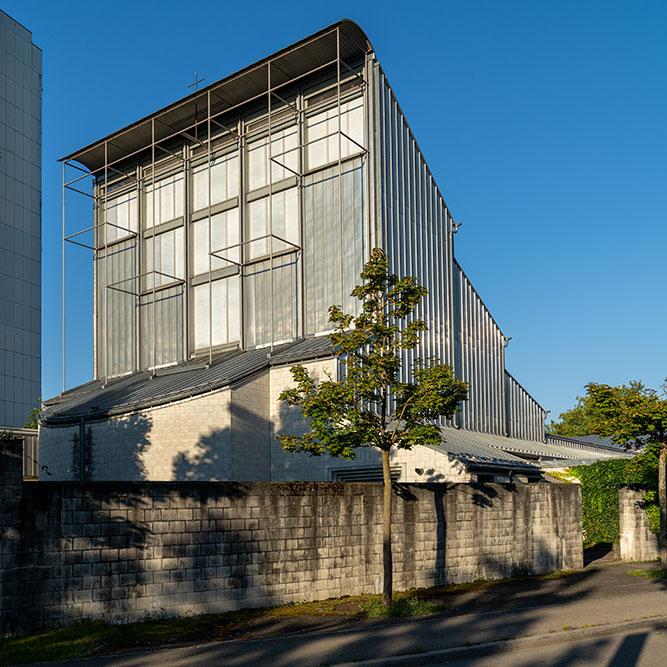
(435, 628, 667, 666)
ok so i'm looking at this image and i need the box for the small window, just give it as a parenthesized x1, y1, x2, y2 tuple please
(102, 190, 138, 243)
(306, 97, 364, 170)
(145, 172, 184, 227)
(193, 276, 240, 349)
(191, 152, 238, 212)
(144, 227, 184, 289)
(246, 188, 298, 261)
(247, 125, 298, 190)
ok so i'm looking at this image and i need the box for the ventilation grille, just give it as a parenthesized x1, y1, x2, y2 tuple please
(331, 466, 401, 482)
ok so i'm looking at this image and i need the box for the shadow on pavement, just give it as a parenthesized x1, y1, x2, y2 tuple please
(584, 542, 616, 567)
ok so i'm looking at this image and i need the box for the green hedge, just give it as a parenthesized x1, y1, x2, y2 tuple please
(571, 453, 658, 546)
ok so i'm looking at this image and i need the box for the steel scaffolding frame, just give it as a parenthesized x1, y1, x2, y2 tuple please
(60, 24, 370, 391)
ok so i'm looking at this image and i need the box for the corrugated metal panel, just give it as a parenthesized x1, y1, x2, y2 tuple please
(244, 253, 299, 348)
(504, 371, 546, 442)
(302, 157, 366, 335)
(373, 64, 453, 387)
(96, 238, 137, 377)
(453, 263, 506, 435)
(22, 431, 39, 478)
(0, 427, 40, 479)
(140, 284, 184, 368)
(372, 64, 547, 441)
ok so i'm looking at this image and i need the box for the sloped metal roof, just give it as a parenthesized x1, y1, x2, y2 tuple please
(60, 19, 372, 172)
(430, 428, 540, 472)
(498, 438, 630, 461)
(434, 426, 632, 473)
(546, 433, 629, 453)
(42, 337, 333, 425)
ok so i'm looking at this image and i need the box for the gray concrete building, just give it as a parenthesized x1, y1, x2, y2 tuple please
(0, 11, 41, 427)
(41, 21, 562, 482)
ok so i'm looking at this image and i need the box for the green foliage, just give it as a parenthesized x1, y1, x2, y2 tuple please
(276, 248, 468, 458)
(548, 381, 654, 439)
(642, 490, 660, 535)
(627, 569, 667, 578)
(547, 393, 599, 436)
(571, 452, 658, 546)
(584, 381, 667, 452)
(0, 620, 117, 665)
(23, 398, 42, 430)
(548, 470, 577, 483)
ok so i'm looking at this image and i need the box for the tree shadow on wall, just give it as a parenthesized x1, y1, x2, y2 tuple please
(171, 427, 232, 481)
(71, 412, 153, 481)
(172, 397, 271, 481)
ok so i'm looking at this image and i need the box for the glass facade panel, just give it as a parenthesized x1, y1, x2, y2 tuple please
(96, 78, 368, 372)
(306, 97, 364, 169)
(145, 172, 184, 227)
(193, 276, 240, 349)
(104, 190, 138, 243)
(145, 227, 184, 289)
(246, 188, 298, 260)
(192, 153, 239, 211)
(247, 125, 298, 190)
(192, 208, 240, 275)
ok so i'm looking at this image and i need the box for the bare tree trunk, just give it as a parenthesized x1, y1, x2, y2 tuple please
(382, 447, 393, 607)
(660, 444, 667, 570)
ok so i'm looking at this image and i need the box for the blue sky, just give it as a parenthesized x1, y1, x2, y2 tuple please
(5, 0, 666, 421)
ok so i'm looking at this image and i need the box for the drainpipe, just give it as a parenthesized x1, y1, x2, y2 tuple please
(79, 417, 86, 481)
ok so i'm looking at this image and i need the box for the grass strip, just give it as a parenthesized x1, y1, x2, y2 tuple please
(627, 568, 667, 579)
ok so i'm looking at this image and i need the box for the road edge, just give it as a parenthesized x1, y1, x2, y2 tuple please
(329, 616, 667, 666)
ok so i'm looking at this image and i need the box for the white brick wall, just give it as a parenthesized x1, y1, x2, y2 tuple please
(40, 389, 232, 481)
(231, 372, 271, 480)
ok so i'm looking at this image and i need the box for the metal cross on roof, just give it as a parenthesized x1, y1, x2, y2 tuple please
(188, 70, 205, 92)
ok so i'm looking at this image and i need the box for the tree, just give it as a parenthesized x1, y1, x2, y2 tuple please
(23, 398, 42, 430)
(585, 381, 667, 569)
(276, 249, 468, 606)
(547, 381, 646, 437)
(547, 394, 598, 436)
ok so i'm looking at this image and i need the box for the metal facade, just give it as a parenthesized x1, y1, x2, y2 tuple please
(372, 64, 454, 372)
(370, 63, 545, 440)
(60, 20, 547, 441)
(452, 262, 506, 434)
(505, 371, 547, 442)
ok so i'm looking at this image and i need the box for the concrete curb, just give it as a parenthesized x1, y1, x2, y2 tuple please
(330, 616, 667, 666)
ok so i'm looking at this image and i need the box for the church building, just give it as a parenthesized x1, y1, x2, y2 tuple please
(41, 20, 560, 483)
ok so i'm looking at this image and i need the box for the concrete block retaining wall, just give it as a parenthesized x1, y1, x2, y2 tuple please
(0, 439, 583, 635)
(619, 485, 659, 562)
